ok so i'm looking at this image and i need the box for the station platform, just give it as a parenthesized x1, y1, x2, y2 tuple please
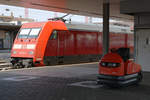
(0, 52, 10, 62)
(0, 62, 149, 100)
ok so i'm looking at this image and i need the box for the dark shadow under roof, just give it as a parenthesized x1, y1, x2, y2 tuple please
(0, 23, 21, 31)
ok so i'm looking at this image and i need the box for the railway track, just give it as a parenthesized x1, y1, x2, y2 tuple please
(0, 59, 12, 71)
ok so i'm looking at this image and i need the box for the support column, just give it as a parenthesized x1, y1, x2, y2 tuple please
(103, 1, 110, 56)
(10, 31, 14, 49)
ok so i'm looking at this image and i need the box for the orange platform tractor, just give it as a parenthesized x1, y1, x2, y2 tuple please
(97, 48, 143, 87)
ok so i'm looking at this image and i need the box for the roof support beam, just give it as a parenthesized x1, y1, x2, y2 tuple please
(103, 1, 110, 55)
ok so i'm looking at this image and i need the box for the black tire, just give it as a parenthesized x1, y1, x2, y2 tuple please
(96, 80, 102, 85)
(136, 71, 143, 84)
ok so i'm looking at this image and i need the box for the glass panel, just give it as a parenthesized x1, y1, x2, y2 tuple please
(17, 28, 41, 39)
(50, 30, 57, 40)
(18, 29, 31, 38)
(28, 28, 41, 38)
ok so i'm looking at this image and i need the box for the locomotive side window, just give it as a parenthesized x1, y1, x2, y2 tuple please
(18, 29, 31, 38)
(28, 28, 41, 38)
(50, 30, 57, 40)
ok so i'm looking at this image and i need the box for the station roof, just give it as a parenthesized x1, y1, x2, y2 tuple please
(0, 23, 20, 31)
(0, 0, 133, 21)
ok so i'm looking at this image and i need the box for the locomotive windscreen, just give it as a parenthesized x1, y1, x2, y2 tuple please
(18, 28, 41, 38)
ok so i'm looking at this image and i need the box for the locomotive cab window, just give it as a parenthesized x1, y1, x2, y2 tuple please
(28, 28, 41, 38)
(18, 28, 41, 39)
(18, 29, 31, 38)
(50, 30, 57, 40)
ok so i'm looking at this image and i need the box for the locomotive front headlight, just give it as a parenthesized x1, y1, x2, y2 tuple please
(13, 51, 17, 54)
(29, 51, 34, 55)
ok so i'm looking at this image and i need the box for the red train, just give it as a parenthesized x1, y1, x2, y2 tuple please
(11, 20, 133, 68)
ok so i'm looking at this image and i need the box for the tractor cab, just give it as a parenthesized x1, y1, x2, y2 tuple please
(116, 48, 130, 62)
(97, 48, 143, 87)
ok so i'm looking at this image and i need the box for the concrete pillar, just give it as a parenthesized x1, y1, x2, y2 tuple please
(134, 16, 138, 61)
(10, 31, 14, 49)
(103, 1, 110, 55)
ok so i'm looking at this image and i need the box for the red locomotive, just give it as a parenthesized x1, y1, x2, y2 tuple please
(97, 48, 142, 87)
(11, 20, 133, 68)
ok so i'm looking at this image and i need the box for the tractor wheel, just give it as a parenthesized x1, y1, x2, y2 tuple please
(136, 71, 143, 84)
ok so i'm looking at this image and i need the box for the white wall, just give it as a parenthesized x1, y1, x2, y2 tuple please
(135, 29, 150, 71)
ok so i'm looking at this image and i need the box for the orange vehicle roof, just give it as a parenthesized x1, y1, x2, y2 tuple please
(21, 22, 46, 28)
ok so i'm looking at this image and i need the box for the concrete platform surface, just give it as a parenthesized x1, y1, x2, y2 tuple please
(0, 52, 11, 63)
(0, 62, 149, 100)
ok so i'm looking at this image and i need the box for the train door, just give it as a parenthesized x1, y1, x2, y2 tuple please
(43, 30, 58, 65)
(57, 30, 66, 63)
(57, 30, 65, 56)
(46, 30, 58, 56)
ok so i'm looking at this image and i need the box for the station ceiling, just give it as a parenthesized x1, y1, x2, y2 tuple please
(0, 0, 133, 21)
(0, 24, 20, 31)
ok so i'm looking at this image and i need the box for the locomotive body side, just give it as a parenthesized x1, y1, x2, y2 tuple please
(44, 29, 102, 65)
(11, 21, 134, 67)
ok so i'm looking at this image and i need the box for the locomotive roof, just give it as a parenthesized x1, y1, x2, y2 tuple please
(65, 22, 133, 34)
(22, 21, 133, 34)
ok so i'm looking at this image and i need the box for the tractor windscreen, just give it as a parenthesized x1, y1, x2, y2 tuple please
(18, 28, 41, 39)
